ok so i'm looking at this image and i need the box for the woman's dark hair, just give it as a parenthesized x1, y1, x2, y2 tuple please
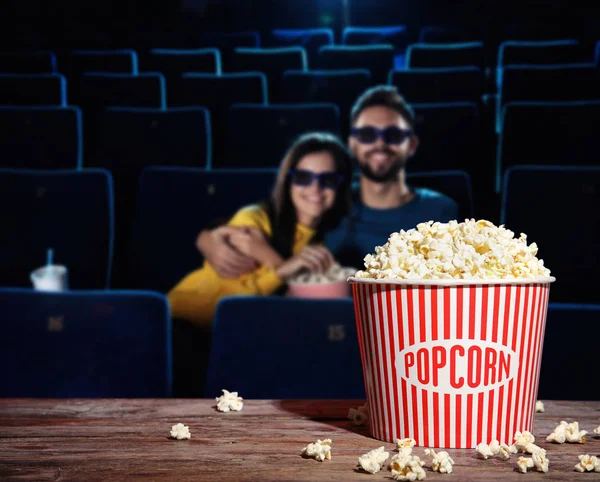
(264, 132, 353, 259)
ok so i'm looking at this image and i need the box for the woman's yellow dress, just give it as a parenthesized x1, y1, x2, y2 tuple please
(167, 204, 315, 327)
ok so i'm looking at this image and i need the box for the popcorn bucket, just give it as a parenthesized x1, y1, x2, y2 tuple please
(349, 277, 555, 448)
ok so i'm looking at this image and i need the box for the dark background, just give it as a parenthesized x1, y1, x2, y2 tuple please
(2, 0, 600, 50)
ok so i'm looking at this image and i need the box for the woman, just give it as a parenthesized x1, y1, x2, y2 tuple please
(168, 132, 353, 328)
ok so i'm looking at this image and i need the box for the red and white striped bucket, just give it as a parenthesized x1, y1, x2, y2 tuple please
(349, 277, 555, 448)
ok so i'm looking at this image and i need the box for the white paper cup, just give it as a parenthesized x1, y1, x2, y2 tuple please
(30, 265, 69, 292)
(349, 276, 555, 448)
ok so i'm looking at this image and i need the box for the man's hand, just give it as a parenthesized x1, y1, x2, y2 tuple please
(195, 226, 257, 278)
(230, 228, 284, 269)
(228, 227, 267, 258)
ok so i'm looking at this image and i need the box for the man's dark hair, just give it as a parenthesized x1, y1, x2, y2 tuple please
(350, 85, 416, 129)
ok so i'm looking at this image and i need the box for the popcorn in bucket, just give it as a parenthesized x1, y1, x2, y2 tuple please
(348, 219, 555, 448)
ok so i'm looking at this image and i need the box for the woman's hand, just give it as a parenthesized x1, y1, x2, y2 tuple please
(275, 245, 335, 280)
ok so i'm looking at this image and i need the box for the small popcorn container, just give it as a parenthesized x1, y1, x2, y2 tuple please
(348, 276, 555, 448)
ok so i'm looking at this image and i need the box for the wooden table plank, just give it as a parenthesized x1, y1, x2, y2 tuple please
(1, 399, 599, 481)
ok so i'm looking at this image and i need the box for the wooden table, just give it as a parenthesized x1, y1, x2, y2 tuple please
(1, 399, 599, 481)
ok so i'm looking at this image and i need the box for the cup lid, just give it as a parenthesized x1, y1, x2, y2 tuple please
(31, 265, 67, 277)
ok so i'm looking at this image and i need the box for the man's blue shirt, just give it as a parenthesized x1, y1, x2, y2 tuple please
(325, 186, 459, 269)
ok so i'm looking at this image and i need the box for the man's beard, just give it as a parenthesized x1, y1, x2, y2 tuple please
(355, 148, 407, 183)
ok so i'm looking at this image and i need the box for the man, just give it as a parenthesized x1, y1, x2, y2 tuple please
(196, 85, 459, 274)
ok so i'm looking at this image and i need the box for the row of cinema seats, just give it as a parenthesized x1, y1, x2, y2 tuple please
(2, 39, 598, 87)
(2, 99, 599, 193)
(5, 61, 600, 127)
(5, 30, 598, 74)
(2, 41, 599, 111)
(1, 98, 482, 172)
(2, 40, 599, 115)
(1, 165, 598, 304)
(1, 290, 598, 401)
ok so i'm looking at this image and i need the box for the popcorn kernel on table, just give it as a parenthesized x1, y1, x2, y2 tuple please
(396, 437, 416, 454)
(547, 420, 587, 444)
(216, 389, 244, 412)
(517, 456, 534, 473)
(169, 423, 191, 440)
(547, 421, 568, 443)
(476, 440, 517, 460)
(532, 448, 550, 473)
(475, 442, 494, 460)
(347, 403, 369, 426)
(301, 438, 332, 462)
(357, 446, 390, 474)
(390, 452, 426, 481)
(513, 431, 535, 452)
(575, 454, 600, 472)
(425, 448, 455, 474)
(565, 421, 588, 443)
(499, 443, 518, 460)
(525, 443, 542, 454)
